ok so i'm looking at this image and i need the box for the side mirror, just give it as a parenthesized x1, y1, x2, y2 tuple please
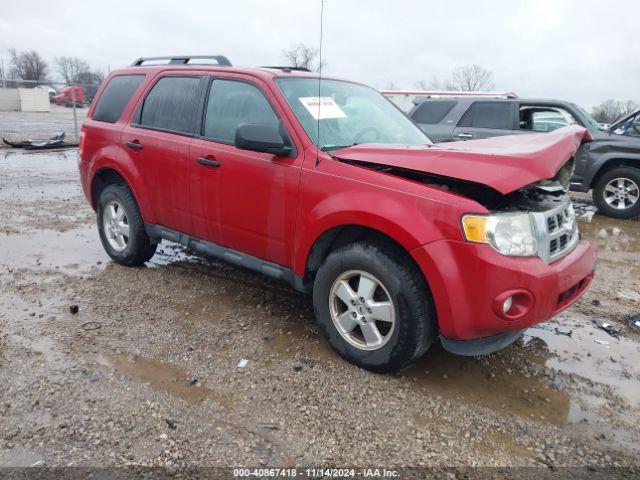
(235, 124, 292, 156)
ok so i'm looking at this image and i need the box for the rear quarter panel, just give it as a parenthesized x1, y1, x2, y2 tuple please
(81, 71, 157, 221)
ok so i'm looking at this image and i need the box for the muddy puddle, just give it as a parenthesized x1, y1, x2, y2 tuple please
(0, 225, 108, 279)
(577, 210, 640, 254)
(404, 343, 571, 424)
(528, 312, 640, 406)
(0, 224, 211, 282)
(105, 354, 229, 406)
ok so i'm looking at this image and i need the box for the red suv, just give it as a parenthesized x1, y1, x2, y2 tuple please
(79, 55, 596, 372)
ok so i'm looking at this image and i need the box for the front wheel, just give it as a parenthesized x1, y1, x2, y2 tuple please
(593, 166, 640, 219)
(312, 242, 436, 372)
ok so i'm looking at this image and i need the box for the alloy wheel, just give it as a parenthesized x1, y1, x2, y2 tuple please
(329, 270, 396, 351)
(603, 177, 640, 210)
(102, 200, 130, 252)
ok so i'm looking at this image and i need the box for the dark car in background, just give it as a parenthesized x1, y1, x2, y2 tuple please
(409, 98, 640, 219)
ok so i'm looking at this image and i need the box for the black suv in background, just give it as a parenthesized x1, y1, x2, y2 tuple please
(409, 98, 640, 219)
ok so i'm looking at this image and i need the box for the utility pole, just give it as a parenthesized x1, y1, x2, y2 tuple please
(71, 84, 78, 142)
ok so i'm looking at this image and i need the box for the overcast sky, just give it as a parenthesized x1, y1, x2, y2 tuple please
(0, 0, 638, 109)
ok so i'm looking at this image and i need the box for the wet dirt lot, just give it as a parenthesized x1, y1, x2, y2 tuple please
(1, 148, 639, 471)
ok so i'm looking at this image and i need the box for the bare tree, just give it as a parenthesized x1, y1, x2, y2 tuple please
(8, 48, 49, 82)
(281, 43, 325, 71)
(77, 69, 105, 99)
(446, 64, 495, 91)
(415, 76, 445, 91)
(55, 56, 91, 84)
(591, 99, 639, 124)
(415, 65, 494, 92)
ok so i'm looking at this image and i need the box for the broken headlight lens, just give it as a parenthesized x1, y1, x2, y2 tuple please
(462, 212, 537, 257)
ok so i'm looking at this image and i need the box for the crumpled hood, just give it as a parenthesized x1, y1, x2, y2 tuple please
(332, 125, 588, 195)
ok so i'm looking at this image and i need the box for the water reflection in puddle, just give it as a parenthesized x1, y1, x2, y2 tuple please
(0, 226, 107, 278)
(527, 313, 640, 406)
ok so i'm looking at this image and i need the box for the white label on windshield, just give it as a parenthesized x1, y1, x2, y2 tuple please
(299, 96, 347, 120)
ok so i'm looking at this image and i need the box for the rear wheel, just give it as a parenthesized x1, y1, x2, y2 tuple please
(593, 166, 640, 219)
(312, 241, 435, 372)
(97, 184, 157, 266)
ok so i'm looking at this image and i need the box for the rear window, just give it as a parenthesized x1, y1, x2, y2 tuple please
(92, 75, 145, 123)
(139, 76, 201, 134)
(411, 101, 456, 124)
(458, 102, 512, 130)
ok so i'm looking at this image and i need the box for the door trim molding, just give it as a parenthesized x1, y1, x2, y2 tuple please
(145, 224, 306, 292)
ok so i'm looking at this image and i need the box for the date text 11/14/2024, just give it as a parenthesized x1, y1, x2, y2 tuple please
(232, 468, 399, 477)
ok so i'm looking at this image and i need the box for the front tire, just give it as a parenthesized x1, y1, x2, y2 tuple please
(97, 184, 157, 266)
(312, 241, 436, 373)
(593, 166, 640, 219)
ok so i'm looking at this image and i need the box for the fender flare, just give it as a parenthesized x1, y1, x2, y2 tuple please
(292, 209, 442, 277)
(585, 152, 640, 188)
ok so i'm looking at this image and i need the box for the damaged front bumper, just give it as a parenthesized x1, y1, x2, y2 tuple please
(411, 237, 596, 349)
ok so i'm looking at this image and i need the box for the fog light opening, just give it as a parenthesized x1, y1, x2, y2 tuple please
(492, 290, 534, 320)
(502, 296, 514, 315)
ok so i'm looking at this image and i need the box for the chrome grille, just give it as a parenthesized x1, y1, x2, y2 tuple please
(531, 200, 579, 263)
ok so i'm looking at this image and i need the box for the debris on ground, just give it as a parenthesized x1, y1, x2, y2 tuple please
(592, 319, 623, 338)
(2, 132, 77, 150)
(185, 378, 198, 386)
(627, 314, 640, 331)
(81, 321, 101, 331)
(259, 423, 280, 430)
(591, 299, 601, 307)
(554, 327, 573, 337)
(594, 339, 610, 346)
(572, 201, 597, 222)
(69, 304, 79, 314)
(617, 289, 640, 302)
(165, 419, 177, 429)
(237, 359, 249, 369)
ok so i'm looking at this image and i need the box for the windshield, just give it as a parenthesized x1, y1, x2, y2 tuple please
(574, 104, 606, 131)
(276, 78, 432, 150)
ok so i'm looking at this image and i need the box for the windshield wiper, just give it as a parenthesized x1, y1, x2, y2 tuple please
(320, 143, 358, 152)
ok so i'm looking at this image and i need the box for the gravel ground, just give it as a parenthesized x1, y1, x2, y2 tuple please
(0, 147, 639, 476)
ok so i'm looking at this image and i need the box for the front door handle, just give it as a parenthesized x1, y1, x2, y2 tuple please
(126, 140, 143, 150)
(456, 133, 473, 139)
(196, 157, 220, 168)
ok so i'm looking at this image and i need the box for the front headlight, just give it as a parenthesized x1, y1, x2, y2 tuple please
(462, 212, 537, 256)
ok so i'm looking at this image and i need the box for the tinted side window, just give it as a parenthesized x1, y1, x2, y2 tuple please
(93, 75, 145, 123)
(203, 79, 279, 143)
(140, 77, 200, 134)
(459, 102, 512, 129)
(412, 101, 457, 124)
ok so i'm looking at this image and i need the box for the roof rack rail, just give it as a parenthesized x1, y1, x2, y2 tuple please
(380, 90, 518, 99)
(259, 66, 312, 72)
(131, 55, 232, 67)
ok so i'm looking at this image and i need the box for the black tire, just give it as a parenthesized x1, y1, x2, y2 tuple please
(97, 184, 157, 266)
(312, 241, 436, 373)
(593, 166, 640, 219)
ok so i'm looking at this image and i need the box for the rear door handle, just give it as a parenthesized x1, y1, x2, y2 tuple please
(196, 157, 220, 168)
(126, 140, 143, 150)
(456, 133, 473, 139)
